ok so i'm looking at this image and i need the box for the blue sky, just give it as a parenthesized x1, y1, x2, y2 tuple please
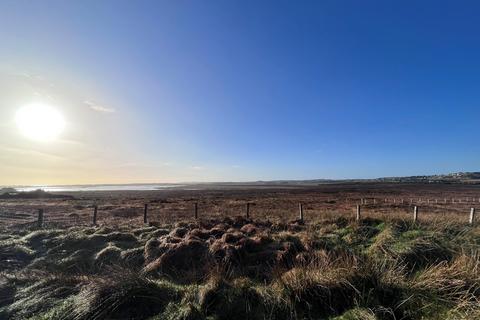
(0, 1, 479, 184)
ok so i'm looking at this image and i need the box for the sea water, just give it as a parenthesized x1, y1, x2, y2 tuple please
(13, 184, 185, 192)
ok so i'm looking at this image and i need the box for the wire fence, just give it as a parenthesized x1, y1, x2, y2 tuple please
(0, 197, 478, 229)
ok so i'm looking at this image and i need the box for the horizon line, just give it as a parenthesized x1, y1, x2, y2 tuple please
(2, 170, 478, 188)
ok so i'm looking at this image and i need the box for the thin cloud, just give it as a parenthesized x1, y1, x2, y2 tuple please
(190, 165, 205, 170)
(0, 146, 66, 161)
(84, 100, 115, 113)
(115, 162, 172, 168)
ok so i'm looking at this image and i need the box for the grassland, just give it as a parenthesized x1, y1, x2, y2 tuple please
(0, 214, 479, 319)
(0, 183, 479, 319)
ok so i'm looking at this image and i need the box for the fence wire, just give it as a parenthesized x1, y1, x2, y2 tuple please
(0, 197, 478, 228)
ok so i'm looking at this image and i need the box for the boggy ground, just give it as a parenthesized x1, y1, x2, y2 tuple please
(0, 215, 479, 320)
(2, 182, 480, 228)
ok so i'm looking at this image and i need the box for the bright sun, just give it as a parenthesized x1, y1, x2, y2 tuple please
(15, 103, 66, 142)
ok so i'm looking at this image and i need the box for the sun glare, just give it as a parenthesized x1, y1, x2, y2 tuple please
(15, 103, 66, 142)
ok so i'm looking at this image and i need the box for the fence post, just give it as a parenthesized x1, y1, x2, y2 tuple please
(194, 202, 198, 219)
(356, 205, 361, 221)
(299, 203, 304, 222)
(469, 208, 475, 225)
(38, 209, 44, 227)
(143, 204, 148, 224)
(413, 206, 418, 223)
(246, 203, 250, 219)
(93, 205, 98, 225)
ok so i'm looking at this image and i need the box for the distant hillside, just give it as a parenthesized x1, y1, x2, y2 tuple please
(0, 189, 74, 199)
(374, 172, 480, 184)
(245, 172, 480, 186)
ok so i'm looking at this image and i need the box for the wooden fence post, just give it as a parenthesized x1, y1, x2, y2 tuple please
(143, 204, 148, 224)
(93, 205, 98, 225)
(299, 203, 304, 222)
(356, 205, 361, 221)
(469, 208, 475, 225)
(413, 206, 418, 223)
(246, 203, 250, 219)
(194, 202, 198, 219)
(38, 209, 44, 227)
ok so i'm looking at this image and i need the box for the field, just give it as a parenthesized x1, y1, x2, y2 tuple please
(1, 182, 480, 227)
(0, 183, 479, 319)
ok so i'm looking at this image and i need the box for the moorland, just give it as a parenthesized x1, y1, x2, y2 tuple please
(0, 181, 479, 319)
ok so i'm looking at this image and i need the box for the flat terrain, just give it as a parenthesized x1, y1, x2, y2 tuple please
(1, 182, 480, 227)
(0, 183, 479, 319)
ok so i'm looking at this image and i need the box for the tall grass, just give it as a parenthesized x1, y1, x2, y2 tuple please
(0, 214, 478, 319)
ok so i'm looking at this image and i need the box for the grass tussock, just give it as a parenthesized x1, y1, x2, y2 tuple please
(410, 253, 480, 316)
(0, 216, 478, 319)
(72, 270, 179, 319)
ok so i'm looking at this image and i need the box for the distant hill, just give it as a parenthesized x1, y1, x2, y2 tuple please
(373, 172, 480, 184)
(2, 172, 479, 193)
(0, 189, 74, 199)
(0, 187, 17, 195)
(242, 172, 480, 186)
(185, 172, 480, 190)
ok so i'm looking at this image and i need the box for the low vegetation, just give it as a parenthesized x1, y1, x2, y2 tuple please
(0, 215, 478, 319)
(0, 189, 73, 199)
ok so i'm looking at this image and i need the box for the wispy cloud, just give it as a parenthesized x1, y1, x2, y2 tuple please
(0, 146, 67, 161)
(84, 100, 115, 113)
(115, 162, 172, 168)
(190, 165, 205, 170)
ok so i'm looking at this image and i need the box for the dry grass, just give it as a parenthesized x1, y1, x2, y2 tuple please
(0, 211, 478, 319)
(2, 182, 480, 228)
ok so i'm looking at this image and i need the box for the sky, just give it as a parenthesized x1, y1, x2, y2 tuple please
(0, 1, 479, 185)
